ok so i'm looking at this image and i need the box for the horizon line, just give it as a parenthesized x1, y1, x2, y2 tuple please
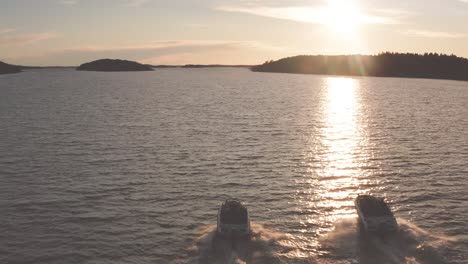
(3, 51, 468, 68)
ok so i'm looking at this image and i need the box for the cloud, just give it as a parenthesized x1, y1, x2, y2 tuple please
(6, 39, 292, 66)
(216, 3, 403, 25)
(185, 23, 209, 28)
(0, 32, 57, 46)
(61, 40, 287, 53)
(137, 41, 291, 65)
(58, 0, 78, 5)
(125, 0, 149, 7)
(57, 0, 150, 7)
(405, 30, 467, 39)
(0, 28, 16, 34)
(62, 40, 239, 52)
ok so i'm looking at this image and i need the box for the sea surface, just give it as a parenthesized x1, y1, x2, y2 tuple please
(0, 68, 467, 264)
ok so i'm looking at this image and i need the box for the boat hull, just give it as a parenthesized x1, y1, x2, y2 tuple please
(355, 195, 398, 235)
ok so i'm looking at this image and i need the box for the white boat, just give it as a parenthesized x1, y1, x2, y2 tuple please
(216, 199, 251, 239)
(355, 195, 398, 234)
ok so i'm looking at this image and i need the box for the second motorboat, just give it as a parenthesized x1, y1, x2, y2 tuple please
(355, 195, 398, 235)
(216, 199, 251, 239)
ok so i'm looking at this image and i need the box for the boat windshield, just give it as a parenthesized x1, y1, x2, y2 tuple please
(358, 196, 393, 217)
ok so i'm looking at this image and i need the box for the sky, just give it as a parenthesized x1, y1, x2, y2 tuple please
(1, 0, 468, 66)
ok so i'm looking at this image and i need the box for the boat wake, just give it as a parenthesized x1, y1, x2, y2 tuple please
(173, 218, 455, 264)
(319, 217, 457, 264)
(172, 223, 314, 264)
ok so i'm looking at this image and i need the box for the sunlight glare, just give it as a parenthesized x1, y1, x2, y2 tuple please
(321, 0, 364, 37)
(316, 77, 364, 222)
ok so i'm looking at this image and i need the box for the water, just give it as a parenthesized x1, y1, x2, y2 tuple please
(0, 68, 467, 264)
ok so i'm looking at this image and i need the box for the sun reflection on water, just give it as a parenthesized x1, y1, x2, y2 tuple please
(292, 77, 376, 256)
(317, 77, 361, 219)
(313, 77, 372, 231)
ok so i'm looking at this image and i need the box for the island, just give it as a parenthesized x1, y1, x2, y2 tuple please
(0, 61, 22, 74)
(251, 53, 468, 81)
(76, 59, 154, 72)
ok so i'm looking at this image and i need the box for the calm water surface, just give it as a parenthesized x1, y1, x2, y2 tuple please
(0, 68, 467, 264)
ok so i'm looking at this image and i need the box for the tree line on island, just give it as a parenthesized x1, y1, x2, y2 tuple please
(0, 61, 22, 74)
(0, 59, 155, 74)
(76, 59, 153, 72)
(0, 59, 251, 74)
(251, 52, 468, 81)
(2, 53, 468, 81)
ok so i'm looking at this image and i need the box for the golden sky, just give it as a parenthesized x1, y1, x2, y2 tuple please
(1, 0, 467, 65)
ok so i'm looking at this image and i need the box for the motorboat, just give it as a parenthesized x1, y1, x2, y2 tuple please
(216, 199, 251, 239)
(355, 195, 398, 235)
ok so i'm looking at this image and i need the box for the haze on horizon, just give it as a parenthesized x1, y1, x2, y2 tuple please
(1, 0, 468, 66)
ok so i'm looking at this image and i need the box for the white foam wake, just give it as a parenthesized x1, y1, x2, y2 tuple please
(319, 217, 456, 264)
(172, 223, 314, 264)
(173, 218, 455, 264)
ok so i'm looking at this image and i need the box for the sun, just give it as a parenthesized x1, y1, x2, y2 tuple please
(321, 0, 364, 37)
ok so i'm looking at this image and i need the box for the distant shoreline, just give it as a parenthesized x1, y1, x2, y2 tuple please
(1, 63, 253, 72)
(150, 64, 252, 69)
(251, 53, 468, 82)
(0, 61, 22, 75)
(3, 52, 468, 81)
